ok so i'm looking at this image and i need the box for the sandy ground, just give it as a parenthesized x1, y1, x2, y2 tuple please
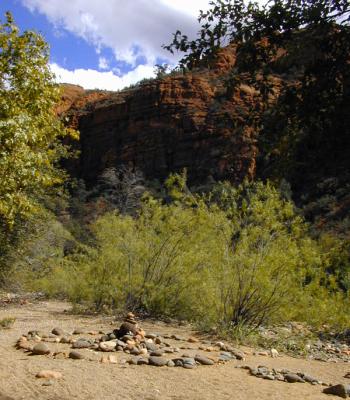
(0, 300, 349, 400)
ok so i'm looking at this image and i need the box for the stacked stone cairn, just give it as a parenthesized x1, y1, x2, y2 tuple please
(15, 312, 236, 368)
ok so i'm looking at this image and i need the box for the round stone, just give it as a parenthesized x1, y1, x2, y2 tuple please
(149, 356, 168, 367)
(195, 355, 214, 365)
(72, 340, 91, 349)
(52, 327, 65, 336)
(69, 351, 85, 360)
(32, 343, 50, 355)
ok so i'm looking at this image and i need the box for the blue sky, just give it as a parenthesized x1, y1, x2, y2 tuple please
(0, 0, 211, 90)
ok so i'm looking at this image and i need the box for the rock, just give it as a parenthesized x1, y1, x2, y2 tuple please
(36, 370, 63, 379)
(150, 350, 164, 357)
(60, 336, 71, 344)
(73, 328, 85, 335)
(117, 322, 139, 338)
(155, 337, 162, 345)
(284, 373, 305, 383)
(99, 341, 117, 352)
(205, 347, 215, 352)
(137, 358, 149, 365)
(149, 356, 168, 367)
(257, 351, 269, 356)
(145, 342, 158, 352)
(165, 348, 174, 354)
(108, 333, 116, 340)
(145, 333, 157, 339)
(69, 351, 85, 360)
(140, 348, 148, 355)
(17, 339, 32, 351)
(32, 343, 50, 355)
(219, 352, 234, 361)
(72, 340, 91, 349)
(188, 337, 199, 343)
(345, 373, 350, 379)
(301, 374, 319, 384)
(323, 384, 350, 398)
(270, 348, 279, 358)
(182, 358, 196, 367)
(195, 355, 215, 365)
(130, 347, 141, 355)
(231, 349, 245, 360)
(171, 335, 184, 341)
(51, 327, 65, 336)
(167, 360, 175, 367)
(128, 357, 140, 365)
(263, 375, 275, 380)
(42, 380, 54, 386)
(174, 359, 183, 367)
(100, 335, 110, 342)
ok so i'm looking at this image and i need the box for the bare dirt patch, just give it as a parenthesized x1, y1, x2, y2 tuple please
(0, 301, 349, 400)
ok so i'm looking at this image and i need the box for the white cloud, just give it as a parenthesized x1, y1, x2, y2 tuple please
(98, 56, 109, 70)
(50, 62, 155, 91)
(22, 0, 209, 67)
(161, 0, 211, 17)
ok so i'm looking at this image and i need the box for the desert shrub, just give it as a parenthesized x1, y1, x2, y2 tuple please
(0, 316, 16, 329)
(34, 178, 349, 331)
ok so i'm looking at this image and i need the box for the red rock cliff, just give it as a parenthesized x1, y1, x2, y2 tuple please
(62, 45, 262, 186)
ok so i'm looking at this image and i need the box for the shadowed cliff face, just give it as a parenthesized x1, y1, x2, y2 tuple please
(61, 45, 261, 186)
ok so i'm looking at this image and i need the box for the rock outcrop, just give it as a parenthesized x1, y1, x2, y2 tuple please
(61, 45, 261, 186)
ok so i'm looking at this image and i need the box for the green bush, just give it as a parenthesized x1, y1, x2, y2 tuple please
(33, 178, 350, 331)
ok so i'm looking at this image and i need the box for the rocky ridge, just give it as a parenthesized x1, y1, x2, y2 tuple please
(60, 45, 263, 187)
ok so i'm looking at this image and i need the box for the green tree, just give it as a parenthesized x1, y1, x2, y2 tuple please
(0, 12, 77, 232)
(165, 0, 350, 235)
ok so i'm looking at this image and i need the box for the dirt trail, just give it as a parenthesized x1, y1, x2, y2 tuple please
(0, 301, 348, 400)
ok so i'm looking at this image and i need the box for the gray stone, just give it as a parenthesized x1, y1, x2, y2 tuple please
(219, 352, 234, 361)
(150, 350, 164, 357)
(145, 342, 158, 352)
(165, 348, 174, 353)
(69, 351, 85, 360)
(137, 358, 149, 365)
(149, 356, 168, 367)
(171, 335, 184, 341)
(263, 375, 275, 380)
(52, 327, 65, 336)
(167, 360, 175, 367)
(323, 384, 350, 398)
(128, 357, 140, 365)
(130, 347, 141, 355)
(116, 340, 127, 348)
(32, 343, 50, 355)
(73, 328, 85, 335)
(72, 340, 91, 349)
(145, 333, 157, 339)
(173, 359, 183, 367)
(284, 373, 305, 383)
(194, 355, 214, 365)
(231, 349, 245, 360)
(183, 363, 196, 369)
(301, 374, 319, 384)
(182, 358, 196, 367)
(60, 336, 71, 344)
